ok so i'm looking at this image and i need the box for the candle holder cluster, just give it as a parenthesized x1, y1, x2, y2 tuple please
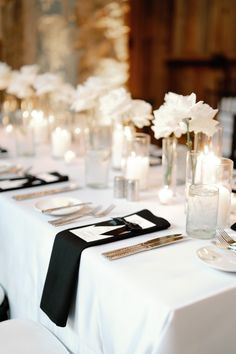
(186, 127, 233, 238)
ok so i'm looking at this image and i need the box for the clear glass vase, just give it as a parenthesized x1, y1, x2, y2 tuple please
(158, 136, 177, 204)
(162, 136, 177, 190)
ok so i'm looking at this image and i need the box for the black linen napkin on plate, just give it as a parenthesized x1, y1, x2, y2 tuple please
(40, 209, 170, 327)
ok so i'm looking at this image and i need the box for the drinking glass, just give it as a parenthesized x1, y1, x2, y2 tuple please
(186, 184, 219, 239)
(85, 124, 112, 188)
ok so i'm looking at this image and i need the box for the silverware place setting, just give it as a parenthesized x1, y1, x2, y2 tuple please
(48, 203, 116, 227)
(102, 233, 186, 260)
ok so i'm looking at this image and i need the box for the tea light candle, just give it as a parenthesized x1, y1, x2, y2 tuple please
(51, 127, 71, 158)
(125, 152, 149, 190)
(64, 150, 76, 164)
(158, 186, 173, 204)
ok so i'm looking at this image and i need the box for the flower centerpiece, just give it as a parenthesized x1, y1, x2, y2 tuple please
(152, 92, 219, 203)
(99, 87, 153, 169)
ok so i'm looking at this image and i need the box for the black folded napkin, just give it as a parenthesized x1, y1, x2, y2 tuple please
(231, 223, 236, 231)
(40, 209, 170, 327)
(0, 171, 68, 192)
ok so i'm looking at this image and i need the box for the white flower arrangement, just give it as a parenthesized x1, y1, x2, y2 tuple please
(70, 76, 115, 113)
(152, 92, 219, 142)
(0, 62, 12, 90)
(6, 65, 39, 99)
(99, 87, 153, 128)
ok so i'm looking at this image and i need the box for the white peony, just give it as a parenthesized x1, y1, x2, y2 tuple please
(189, 101, 219, 136)
(129, 99, 153, 128)
(70, 76, 113, 112)
(152, 92, 218, 139)
(0, 62, 12, 90)
(99, 87, 132, 120)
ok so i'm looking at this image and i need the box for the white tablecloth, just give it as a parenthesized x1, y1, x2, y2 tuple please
(1, 137, 236, 354)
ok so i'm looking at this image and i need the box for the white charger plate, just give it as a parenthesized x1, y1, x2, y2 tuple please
(197, 245, 236, 272)
(35, 196, 82, 216)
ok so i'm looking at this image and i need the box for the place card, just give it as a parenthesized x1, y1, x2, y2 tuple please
(124, 214, 156, 229)
(71, 225, 122, 242)
(36, 173, 60, 183)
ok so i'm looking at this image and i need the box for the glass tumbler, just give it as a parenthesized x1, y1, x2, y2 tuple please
(186, 184, 219, 239)
(85, 124, 112, 188)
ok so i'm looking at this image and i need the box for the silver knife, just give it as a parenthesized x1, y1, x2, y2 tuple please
(13, 183, 81, 201)
(42, 202, 92, 214)
(102, 234, 185, 260)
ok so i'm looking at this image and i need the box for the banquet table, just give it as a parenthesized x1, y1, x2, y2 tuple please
(1, 135, 236, 354)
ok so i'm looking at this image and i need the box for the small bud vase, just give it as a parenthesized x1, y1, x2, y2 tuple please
(158, 135, 177, 204)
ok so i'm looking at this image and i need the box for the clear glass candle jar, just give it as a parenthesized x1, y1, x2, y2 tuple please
(123, 133, 150, 190)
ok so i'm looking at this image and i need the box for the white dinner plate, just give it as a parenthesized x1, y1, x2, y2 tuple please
(35, 196, 82, 216)
(197, 245, 236, 272)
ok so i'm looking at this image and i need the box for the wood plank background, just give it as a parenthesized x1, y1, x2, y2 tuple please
(0, 0, 236, 109)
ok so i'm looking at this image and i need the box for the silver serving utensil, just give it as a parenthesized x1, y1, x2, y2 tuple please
(102, 233, 185, 260)
(13, 183, 81, 201)
(42, 202, 92, 214)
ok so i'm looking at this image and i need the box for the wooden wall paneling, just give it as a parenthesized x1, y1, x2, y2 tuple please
(22, 0, 37, 65)
(1, 0, 23, 68)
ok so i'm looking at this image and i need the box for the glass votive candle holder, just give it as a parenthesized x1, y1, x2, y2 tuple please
(85, 124, 112, 189)
(186, 184, 219, 239)
(215, 157, 233, 228)
(51, 127, 72, 159)
(123, 133, 150, 190)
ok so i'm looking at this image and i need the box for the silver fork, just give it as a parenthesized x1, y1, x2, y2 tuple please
(49, 205, 102, 227)
(215, 229, 236, 250)
(217, 228, 236, 247)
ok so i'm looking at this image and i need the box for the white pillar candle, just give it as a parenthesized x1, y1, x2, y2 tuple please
(201, 152, 220, 184)
(30, 110, 48, 144)
(125, 153, 149, 190)
(51, 127, 72, 158)
(112, 124, 134, 170)
(217, 185, 231, 228)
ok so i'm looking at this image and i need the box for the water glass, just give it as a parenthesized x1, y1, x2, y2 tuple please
(85, 124, 111, 188)
(201, 156, 233, 228)
(14, 111, 35, 157)
(186, 184, 219, 239)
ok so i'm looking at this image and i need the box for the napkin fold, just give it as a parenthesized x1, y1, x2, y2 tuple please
(40, 209, 170, 327)
(0, 171, 68, 192)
